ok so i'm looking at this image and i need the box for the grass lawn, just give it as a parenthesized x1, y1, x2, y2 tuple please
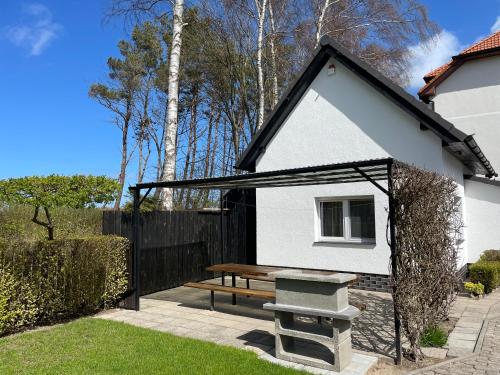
(0, 318, 304, 375)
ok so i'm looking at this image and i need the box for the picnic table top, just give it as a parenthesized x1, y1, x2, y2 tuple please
(206, 263, 283, 276)
(206, 263, 341, 279)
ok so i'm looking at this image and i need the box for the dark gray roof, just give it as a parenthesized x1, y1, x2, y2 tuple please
(236, 36, 496, 177)
(133, 158, 391, 191)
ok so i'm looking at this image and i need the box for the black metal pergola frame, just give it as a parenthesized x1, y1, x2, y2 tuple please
(128, 157, 402, 364)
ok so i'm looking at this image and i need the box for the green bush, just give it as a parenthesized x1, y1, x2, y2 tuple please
(0, 205, 102, 242)
(469, 261, 500, 293)
(0, 236, 129, 336)
(464, 281, 485, 296)
(480, 250, 500, 262)
(420, 326, 447, 347)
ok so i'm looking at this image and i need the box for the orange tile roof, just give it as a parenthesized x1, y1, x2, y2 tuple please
(419, 31, 500, 98)
(423, 62, 451, 80)
(461, 30, 500, 54)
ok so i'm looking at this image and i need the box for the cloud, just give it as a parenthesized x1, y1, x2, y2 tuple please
(491, 16, 500, 33)
(405, 30, 462, 90)
(3, 3, 62, 56)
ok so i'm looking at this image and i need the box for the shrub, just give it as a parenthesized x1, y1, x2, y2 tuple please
(0, 236, 129, 336)
(463, 281, 485, 296)
(420, 326, 447, 348)
(480, 250, 500, 262)
(469, 261, 500, 294)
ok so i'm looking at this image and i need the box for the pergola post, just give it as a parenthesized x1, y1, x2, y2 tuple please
(132, 187, 141, 311)
(220, 189, 225, 286)
(387, 160, 402, 365)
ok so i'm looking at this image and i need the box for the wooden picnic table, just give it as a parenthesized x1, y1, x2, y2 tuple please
(206, 263, 285, 277)
(187, 263, 364, 312)
(205, 263, 341, 305)
(206, 263, 285, 304)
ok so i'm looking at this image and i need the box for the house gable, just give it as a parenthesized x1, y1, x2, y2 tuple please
(255, 56, 448, 174)
(236, 37, 495, 177)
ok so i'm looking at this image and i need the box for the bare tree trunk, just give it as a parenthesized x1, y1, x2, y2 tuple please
(202, 111, 220, 207)
(115, 108, 131, 210)
(221, 119, 228, 176)
(32, 206, 54, 240)
(185, 107, 198, 208)
(138, 90, 150, 184)
(203, 107, 215, 180)
(138, 141, 150, 184)
(255, 0, 268, 129)
(158, 0, 185, 210)
(209, 113, 220, 178)
(179, 97, 197, 206)
(268, 1, 279, 107)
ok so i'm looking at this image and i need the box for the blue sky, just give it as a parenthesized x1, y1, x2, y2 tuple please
(0, 0, 499, 185)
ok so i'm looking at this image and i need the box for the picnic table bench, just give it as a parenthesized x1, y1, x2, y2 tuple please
(184, 282, 275, 310)
(184, 263, 366, 311)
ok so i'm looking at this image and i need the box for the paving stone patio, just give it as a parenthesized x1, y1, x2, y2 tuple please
(96, 277, 394, 371)
(411, 289, 500, 375)
(96, 279, 500, 374)
(446, 289, 500, 357)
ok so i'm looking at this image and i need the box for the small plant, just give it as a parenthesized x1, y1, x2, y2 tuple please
(420, 326, 447, 348)
(464, 281, 485, 296)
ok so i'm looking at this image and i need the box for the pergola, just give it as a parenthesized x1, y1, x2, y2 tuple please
(128, 157, 402, 363)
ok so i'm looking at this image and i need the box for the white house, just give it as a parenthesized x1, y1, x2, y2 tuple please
(235, 35, 500, 291)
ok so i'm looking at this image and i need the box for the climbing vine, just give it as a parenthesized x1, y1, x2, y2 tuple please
(391, 162, 462, 360)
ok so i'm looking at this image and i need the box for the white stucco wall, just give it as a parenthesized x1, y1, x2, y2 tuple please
(255, 57, 467, 275)
(257, 183, 390, 274)
(432, 56, 500, 174)
(464, 179, 500, 262)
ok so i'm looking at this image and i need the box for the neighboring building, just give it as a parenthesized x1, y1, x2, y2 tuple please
(235, 36, 500, 290)
(419, 31, 500, 174)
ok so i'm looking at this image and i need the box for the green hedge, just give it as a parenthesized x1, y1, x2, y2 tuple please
(469, 261, 500, 294)
(0, 236, 129, 336)
(479, 250, 500, 262)
(0, 205, 102, 242)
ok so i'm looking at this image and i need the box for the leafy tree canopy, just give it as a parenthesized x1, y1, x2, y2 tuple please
(0, 175, 119, 240)
(0, 175, 119, 209)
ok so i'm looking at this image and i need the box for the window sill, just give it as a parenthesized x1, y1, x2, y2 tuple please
(314, 240, 376, 246)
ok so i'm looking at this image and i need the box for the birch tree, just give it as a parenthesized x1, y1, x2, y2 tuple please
(158, 0, 185, 210)
(314, 0, 334, 47)
(267, 0, 279, 107)
(255, 0, 267, 129)
(307, 0, 438, 84)
(107, 0, 186, 210)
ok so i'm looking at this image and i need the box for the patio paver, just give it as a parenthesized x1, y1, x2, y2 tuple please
(411, 289, 500, 375)
(96, 278, 388, 373)
(446, 290, 500, 357)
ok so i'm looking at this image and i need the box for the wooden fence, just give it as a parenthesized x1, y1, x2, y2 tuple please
(102, 189, 256, 296)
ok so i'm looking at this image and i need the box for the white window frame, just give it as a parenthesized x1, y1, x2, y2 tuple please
(315, 196, 376, 244)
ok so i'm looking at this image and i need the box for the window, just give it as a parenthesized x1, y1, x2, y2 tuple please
(317, 197, 375, 243)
